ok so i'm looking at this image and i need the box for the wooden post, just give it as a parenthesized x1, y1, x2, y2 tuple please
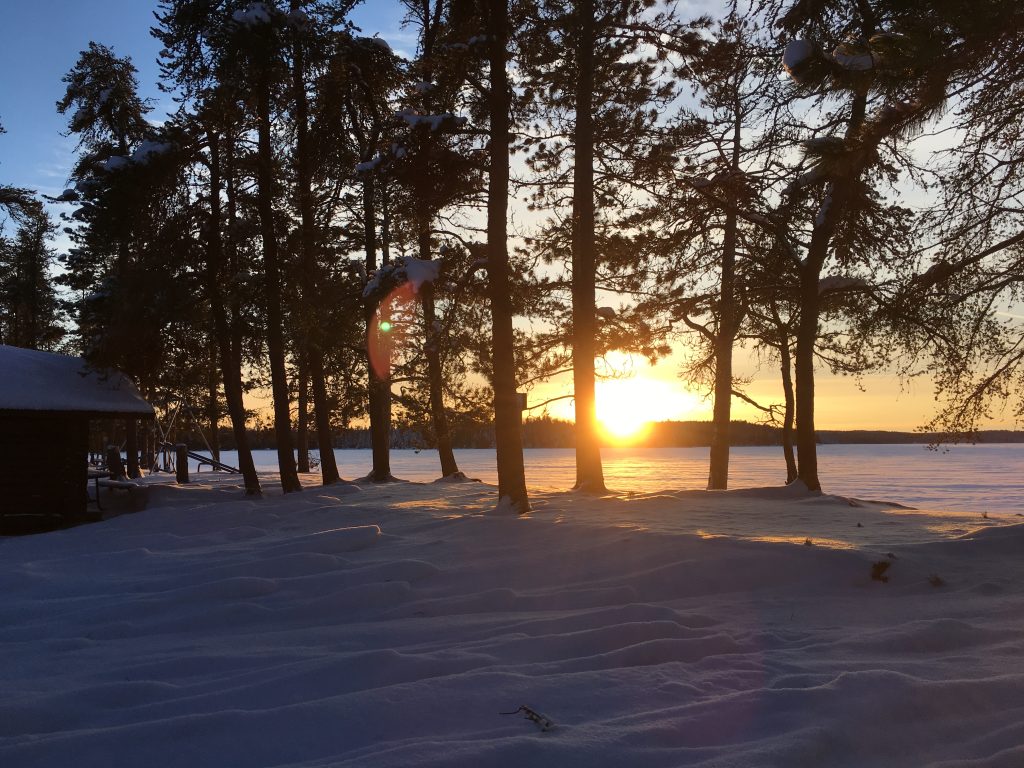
(176, 444, 189, 484)
(106, 444, 126, 480)
(125, 419, 140, 479)
(142, 427, 154, 474)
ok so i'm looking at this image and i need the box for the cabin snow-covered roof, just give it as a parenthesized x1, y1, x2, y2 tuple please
(0, 345, 154, 419)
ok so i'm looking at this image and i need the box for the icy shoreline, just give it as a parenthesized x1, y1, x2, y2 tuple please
(2, 475, 1022, 767)
(182, 444, 1024, 513)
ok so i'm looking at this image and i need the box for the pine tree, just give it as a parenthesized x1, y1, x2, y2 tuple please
(56, 42, 166, 385)
(887, 1, 1024, 436)
(0, 121, 40, 224)
(0, 209, 65, 350)
(232, 6, 303, 492)
(485, 0, 529, 512)
(287, 1, 343, 485)
(650, 14, 793, 489)
(321, 31, 405, 482)
(773, 0, 956, 490)
(520, 0, 695, 492)
(152, 1, 309, 496)
(195, 93, 263, 495)
(392, 0, 484, 478)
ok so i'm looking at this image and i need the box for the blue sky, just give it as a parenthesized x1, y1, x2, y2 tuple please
(0, 0, 719, 203)
(0, 1, 409, 199)
(0, 0, 961, 429)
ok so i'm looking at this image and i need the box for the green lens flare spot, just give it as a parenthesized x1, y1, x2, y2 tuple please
(379, 320, 393, 333)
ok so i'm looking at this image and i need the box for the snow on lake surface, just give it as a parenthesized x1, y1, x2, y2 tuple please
(192, 444, 1024, 514)
(2, 475, 1023, 767)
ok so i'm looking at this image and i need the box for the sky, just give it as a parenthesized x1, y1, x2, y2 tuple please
(0, 1, 409, 197)
(0, 1, 1011, 432)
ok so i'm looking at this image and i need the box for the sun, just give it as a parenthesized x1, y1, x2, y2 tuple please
(595, 378, 701, 444)
(600, 407, 649, 442)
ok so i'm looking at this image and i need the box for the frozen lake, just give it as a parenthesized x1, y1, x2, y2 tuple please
(189, 444, 1024, 515)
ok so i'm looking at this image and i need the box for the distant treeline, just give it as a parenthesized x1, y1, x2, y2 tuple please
(119, 416, 1024, 453)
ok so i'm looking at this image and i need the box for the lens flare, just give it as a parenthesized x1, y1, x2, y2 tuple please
(368, 282, 416, 380)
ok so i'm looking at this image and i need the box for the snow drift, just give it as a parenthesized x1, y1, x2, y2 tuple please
(0, 475, 1021, 767)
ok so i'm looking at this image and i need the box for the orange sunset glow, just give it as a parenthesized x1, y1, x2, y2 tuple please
(537, 373, 707, 444)
(595, 378, 703, 443)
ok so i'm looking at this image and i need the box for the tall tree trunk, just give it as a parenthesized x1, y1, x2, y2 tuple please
(487, 0, 530, 512)
(419, 229, 459, 477)
(226, 135, 244, 371)
(363, 176, 392, 481)
(207, 127, 260, 494)
(794, 265, 820, 491)
(207, 341, 220, 461)
(290, 7, 341, 484)
(308, 353, 337, 480)
(571, 0, 605, 493)
(708, 98, 744, 490)
(409, 6, 458, 479)
(708, 205, 738, 490)
(255, 74, 301, 493)
(793, 79, 866, 493)
(296, 356, 310, 473)
(779, 337, 797, 484)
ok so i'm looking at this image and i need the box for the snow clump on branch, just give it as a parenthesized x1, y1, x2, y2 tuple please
(818, 275, 870, 293)
(832, 41, 875, 71)
(286, 8, 309, 28)
(131, 139, 172, 163)
(396, 108, 468, 131)
(355, 154, 386, 173)
(102, 156, 131, 172)
(232, 2, 273, 26)
(362, 256, 441, 298)
(359, 37, 392, 53)
(354, 142, 409, 173)
(100, 139, 173, 172)
(402, 257, 441, 292)
(782, 39, 814, 81)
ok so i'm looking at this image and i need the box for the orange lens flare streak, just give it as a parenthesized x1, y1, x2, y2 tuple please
(368, 282, 416, 380)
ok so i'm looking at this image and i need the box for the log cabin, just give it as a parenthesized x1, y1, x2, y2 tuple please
(0, 345, 154, 532)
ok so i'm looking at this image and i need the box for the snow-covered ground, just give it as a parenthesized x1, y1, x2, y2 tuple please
(2, 475, 1023, 767)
